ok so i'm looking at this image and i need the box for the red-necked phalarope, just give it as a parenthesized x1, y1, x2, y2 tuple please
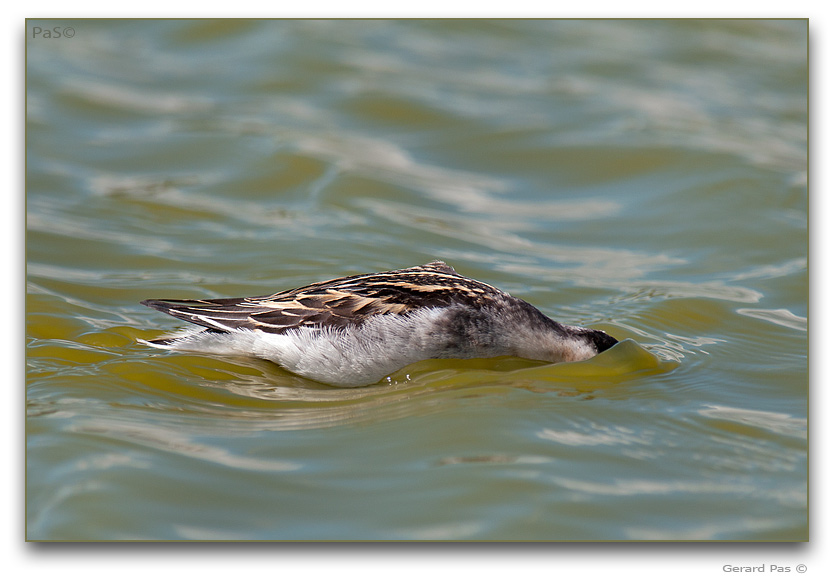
(140, 260, 617, 387)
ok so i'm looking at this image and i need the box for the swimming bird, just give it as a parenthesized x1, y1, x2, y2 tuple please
(140, 260, 617, 387)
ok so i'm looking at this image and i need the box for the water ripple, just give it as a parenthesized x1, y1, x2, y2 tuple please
(69, 418, 301, 472)
(736, 308, 807, 332)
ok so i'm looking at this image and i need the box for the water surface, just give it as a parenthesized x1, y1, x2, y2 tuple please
(26, 19, 807, 541)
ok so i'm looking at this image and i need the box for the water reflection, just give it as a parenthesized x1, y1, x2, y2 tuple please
(178, 338, 677, 430)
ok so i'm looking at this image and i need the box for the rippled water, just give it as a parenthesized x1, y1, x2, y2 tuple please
(26, 19, 807, 541)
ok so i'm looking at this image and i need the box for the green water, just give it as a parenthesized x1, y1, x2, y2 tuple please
(26, 19, 807, 541)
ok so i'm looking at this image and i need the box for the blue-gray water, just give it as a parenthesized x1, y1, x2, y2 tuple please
(26, 19, 807, 541)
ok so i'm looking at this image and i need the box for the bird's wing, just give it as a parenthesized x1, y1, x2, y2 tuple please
(141, 261, 502, 334)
